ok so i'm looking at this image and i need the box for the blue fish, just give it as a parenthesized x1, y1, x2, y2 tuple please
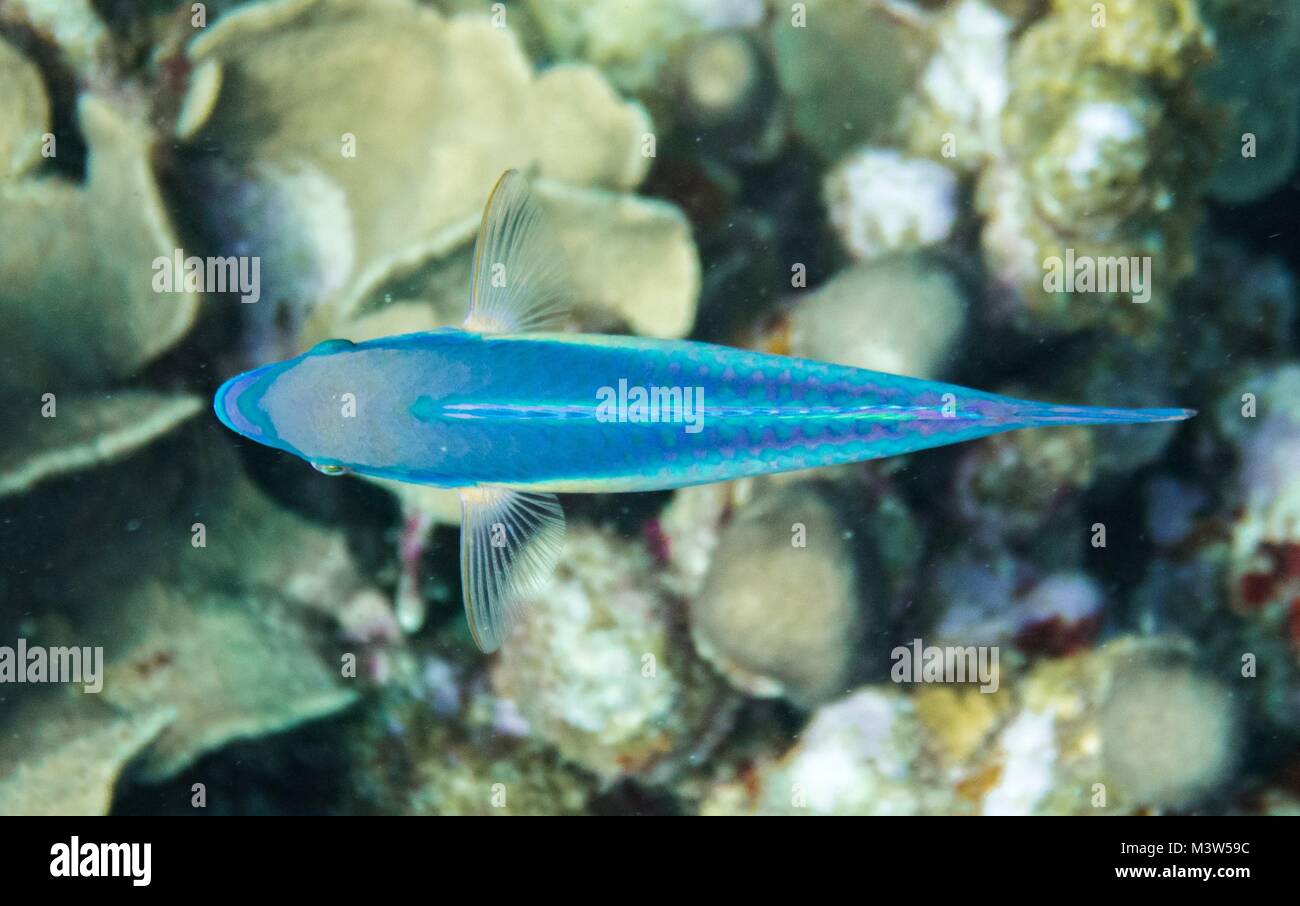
(215, 171, 1193, 652)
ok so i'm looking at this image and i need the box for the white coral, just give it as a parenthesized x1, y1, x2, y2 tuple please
(824, 148, 959, 260)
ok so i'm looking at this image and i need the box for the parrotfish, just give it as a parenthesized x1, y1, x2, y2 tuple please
(215, 171, 1193, 652)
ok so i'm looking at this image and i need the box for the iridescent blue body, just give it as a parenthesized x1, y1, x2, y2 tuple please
(216, 327, 1191, 492)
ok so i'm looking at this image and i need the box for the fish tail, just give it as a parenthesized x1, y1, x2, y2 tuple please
(1004, 401, 1196, 427)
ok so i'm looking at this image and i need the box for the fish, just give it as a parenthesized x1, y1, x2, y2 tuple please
(215, 170, 1194, 653)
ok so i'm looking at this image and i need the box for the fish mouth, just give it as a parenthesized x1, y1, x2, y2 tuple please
(213, 367, 273, 440)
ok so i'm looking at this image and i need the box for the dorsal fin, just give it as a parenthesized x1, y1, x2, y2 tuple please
(463, 170, 570, 334)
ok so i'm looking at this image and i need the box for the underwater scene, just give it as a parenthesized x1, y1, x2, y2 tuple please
(1, 0, 1298, 820)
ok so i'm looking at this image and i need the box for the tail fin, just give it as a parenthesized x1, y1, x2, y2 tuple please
(1005, 401, 1196, 427)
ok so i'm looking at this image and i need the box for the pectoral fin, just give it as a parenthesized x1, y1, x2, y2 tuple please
(458, 486, 566, 652)
(463, 169, 570, 334)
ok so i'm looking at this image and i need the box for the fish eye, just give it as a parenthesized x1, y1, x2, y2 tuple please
(311, 462, 350, 476)
(309, 338, 355, 355)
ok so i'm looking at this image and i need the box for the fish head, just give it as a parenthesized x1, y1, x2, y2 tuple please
(214, 359, 286, 447)
(214, 338, 376, 476)
(216, 334, 478, 484)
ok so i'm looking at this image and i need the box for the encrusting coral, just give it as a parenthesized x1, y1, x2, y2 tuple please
(976, 0, 1216, 339)
(491, 524, 733, 781)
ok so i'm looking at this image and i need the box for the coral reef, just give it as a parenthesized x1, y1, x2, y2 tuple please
(2, 438, 371, 786)
(1198, 1, 1300, 204)
(771, 0, 930, 161)
(824, 148, 959, 260)
(1, 94, 200, 388)
(901, 0, 1014, 172)
(702, 688, 954, 815)
(179, 0, 666, 355)
(0, 0, 1294, 818)
(705, 635, 1242, 816)
(787, 253, 968, 380)
(341, 688, 597, 816)
(692, 480, 865, 705)
(0, 691, 173, 816)
(976, 0, 1216, 338)
(525, 0, 765, 100)
(0, 392, 202, 498)
(0, 33, 49, 177)
(1218, 366, 1300, 692)
(1098, 656, 1239, 809)
(950, 423, 1094, 546)
(490, 524, 732, 781)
